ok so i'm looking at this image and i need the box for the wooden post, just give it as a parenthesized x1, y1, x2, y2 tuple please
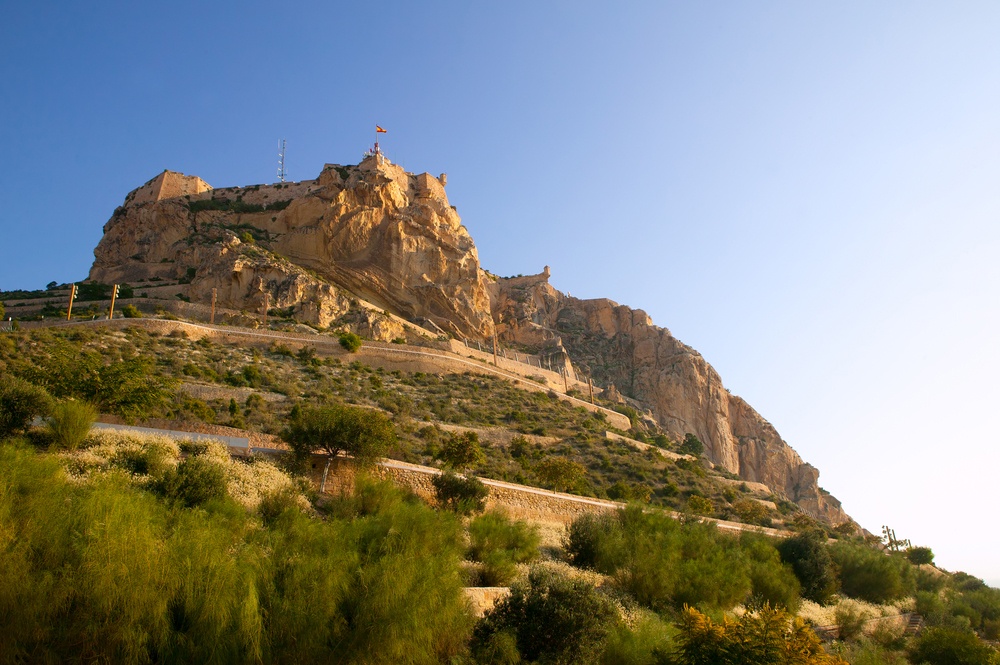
(562, 368, 568, 393)
(66, 284, 77, 320)
(109, 284, 119, 320)
(589, 377, 595, 404)
(210, 288, 217, 324)
(262, 292, 269, 327)
(493, 333, 499, 366)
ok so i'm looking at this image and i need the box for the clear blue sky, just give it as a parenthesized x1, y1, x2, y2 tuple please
(3, 1, 999, 585)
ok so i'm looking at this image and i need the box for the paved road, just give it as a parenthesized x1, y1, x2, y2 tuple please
(92, 422, 249, 451)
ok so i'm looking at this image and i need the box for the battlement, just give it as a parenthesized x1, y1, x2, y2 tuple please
(125, 170, 212, 206)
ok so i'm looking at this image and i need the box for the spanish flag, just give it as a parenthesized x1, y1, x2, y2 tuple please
(376, 125, 387, 133)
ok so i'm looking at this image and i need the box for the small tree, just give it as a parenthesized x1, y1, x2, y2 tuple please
(0, 376, 52, 438)
(680, 433, 705, 456)
(432, 470, 488, 515)
(536, 456, 585, 492)
(777, 532, 839, 605)
(908, 546, 935, 566)
(438, 431, 485, 471)
(282, 403, 395, 467)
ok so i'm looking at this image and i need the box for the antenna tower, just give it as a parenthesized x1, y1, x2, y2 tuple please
(277, 139, 287, 182)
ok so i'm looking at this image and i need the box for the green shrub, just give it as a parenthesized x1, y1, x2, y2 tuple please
(686, 494, 714, 515)
(161, 456, 228, 507)
(565, 511, 619, 570)
(467, 510, 540, 586)
(45, 400, 97, 450)
(0, 376, 52, 437)
(741, 532, 801, 611)
(432, 470, 488, 515)
(599, 613, 675, 665)
(565, 506, 754, 612)
(830, 541, 912, 604)
(120, 304, 142, 318)
(673, 605, 838, 665)
(338, 331, 362, 352)
(471, 567, 618, 664)
(908, 626, 999, 665)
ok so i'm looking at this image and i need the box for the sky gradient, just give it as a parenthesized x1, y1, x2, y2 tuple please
(3, 2, 999, 584)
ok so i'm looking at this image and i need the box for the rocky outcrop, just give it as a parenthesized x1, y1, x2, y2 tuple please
(89, 159, 494, 338)
(90, 162, 846, 524)
(491, 271, 848, 525)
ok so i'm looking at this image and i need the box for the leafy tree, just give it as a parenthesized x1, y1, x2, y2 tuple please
(439, 430, 485, 470)
(908, 627, 999, 665)
(908, 546, 935, 565)
(282, 403, 394, 466)
(536, 455, 585, 492)
(432, 470, 489, 514)
(0, 375, 52, 437)
(45, 400, 97, 450)
(777, 533, 839, 605)
(471, 567, 618, 664)
(680, 433, 704, 456)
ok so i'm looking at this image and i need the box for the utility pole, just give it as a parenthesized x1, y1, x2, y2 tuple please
(66, 284, 78, 320)
(277, 139, 287, 183)
(108, 284, 120, 320)
(262, 292, 269, 327)
(210, 288, 217, 324)
(562, 368, 568, 393)
(589, 377, 595, 404)
(493, 332, 499, 366)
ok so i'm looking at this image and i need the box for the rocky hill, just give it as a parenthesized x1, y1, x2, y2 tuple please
(89, 156, 847, 525)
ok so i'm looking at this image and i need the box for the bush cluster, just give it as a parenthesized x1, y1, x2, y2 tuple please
(0, 443, 470, 663)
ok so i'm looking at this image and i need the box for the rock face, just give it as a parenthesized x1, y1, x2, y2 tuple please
(490, 271, 848, 525)
(89, 158, 494, 338)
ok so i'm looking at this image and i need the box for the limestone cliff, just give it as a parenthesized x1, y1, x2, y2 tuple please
(89, 158, 494, 338)
(490, 270, 848, 525)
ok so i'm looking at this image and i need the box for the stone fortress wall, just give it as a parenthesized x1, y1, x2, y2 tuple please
(126, 170, 213, 206)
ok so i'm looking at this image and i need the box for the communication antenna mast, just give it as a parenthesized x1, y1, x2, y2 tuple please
(277, 139, 287, 182)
